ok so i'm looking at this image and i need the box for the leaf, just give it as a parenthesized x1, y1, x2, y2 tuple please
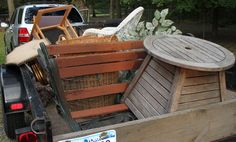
(161, 20, 174, 27)
(154, 10, 161, 20)
(160, 8, 168, 18)
(157, 26, 168, 32)
(171, 26, 176, 31)
(166, 28, 172, 34)
(137, 21, 145, 31)
(146, 22, 154, 30)
(173, 29, 182, 35)
(152, 18, 159, 27)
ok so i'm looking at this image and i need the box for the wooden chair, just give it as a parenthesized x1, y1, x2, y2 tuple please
(31, 5, 78, 44)
(39, 40, 147, 130)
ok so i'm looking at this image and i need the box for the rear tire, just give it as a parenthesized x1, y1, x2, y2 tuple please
(4, 112, 26, 139)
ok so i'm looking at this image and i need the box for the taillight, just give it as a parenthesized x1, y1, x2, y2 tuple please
(18, 132, 38, 142)
(18, 28, 30, 44)
(10, 103, 23, 110)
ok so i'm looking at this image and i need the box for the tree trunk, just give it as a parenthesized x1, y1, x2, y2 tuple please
(115, 0, 121, 18)
(7, 0, 15, 19)
(110, 0, 115, 19)
(212, 7, 219, 37)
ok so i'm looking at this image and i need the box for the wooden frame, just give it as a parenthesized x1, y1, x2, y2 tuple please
(31, 5, 78, 41)
(54, 99, 236, 142)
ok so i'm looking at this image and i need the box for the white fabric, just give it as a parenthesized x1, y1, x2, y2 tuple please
(6, 39, 50, 65)
(82, 6, 144, 36)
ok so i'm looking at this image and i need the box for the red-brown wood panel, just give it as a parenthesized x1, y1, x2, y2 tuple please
(65, 83, 129, 101)
(47, 40, 143, 55)
(71, 104, 129, 119)
(57, 51, 146, 67)
(59, 60, 143, 78)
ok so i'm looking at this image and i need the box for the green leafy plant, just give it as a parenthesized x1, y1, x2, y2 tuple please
(119, 8, 182, 40)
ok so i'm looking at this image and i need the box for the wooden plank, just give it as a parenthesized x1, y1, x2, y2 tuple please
(54, 99, 236, 142)
(134, 82, 167, 114)
(71, 104, 128, 119)
(179, 90, 220, 103)
(168, 68, 186, 112)
(219, 71, 227, 101)
(146, 65, 172, 91)
(138, 77, 168, 107)
(183, 74, 218, 86)
(65, 83, 128, 101)
(59, 60, 143, 78)
(121, 55, 152, 101)
(128, 91, 152, 118)
(178, 97, 221, 110)
(125, 98, 145, 119)
(153, 58, 176, 74)
(57, 51, 146, 68)
(181, 82, 220, 95)
(48, 40, 144, 55)
(142, 71, 170, 99)
(131, 89, 160, 117)
(185, 69, 217, 78)
(150, 59, 175, 81)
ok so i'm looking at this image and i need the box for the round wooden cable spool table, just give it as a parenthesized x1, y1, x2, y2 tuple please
(140, 35, 236, 113)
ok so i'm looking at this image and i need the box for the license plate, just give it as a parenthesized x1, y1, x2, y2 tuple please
(58, 130, 116, 142)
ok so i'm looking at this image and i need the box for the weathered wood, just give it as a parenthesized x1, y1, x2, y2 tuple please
(181, 82, 219, 95)
(134, 82, 166, 114)
(219, 71, 227, 101)
(48, 40, 144, 55)
(125, 98, 145, 119)
(65, 83, 128, 101)
(59, 60, 143, 78)
(54, 99, 236, 142)
(183, 74, 218, 86)
(179, 90, 220, 103)
(71, 104, 128, 119)
(149, 59, 175, 82)
(144, 35, 235, 71)
(185, 69, 217, 77)
(168, 68, 186, 112)
(56, 51, 146, 68)
(178, 97, 220, 110)
(138, 78, 168, 108)
(122, 55, 151, 101)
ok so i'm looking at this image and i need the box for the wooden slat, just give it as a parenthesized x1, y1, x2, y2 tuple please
(185, 69, 217, 77)
(125, 98, 145, 119)
(179, 90, 220, 103)
(142, 71, 170, 98)
(146, 65, 172, 91)
(57, 51, 146, 68)
(138, 78, 168, 107)
(65, 83, 128, 101)
(134, 82, 167, 114)
(122, 55, 152, 101)
(59, 60, 143, 78)
(181, 82, 220, 95)
(168, 68, 186, 112)
(184, 75, 218, 86)
(153, 57, 176, 74)
(71, 104, 128, 119)
(149, 59, 175, 82)
(219, 71, 227, 101)
(128, 92, 152, 118)
(48, 40, 144, 55)
(178, 97, 221, 110)
(131, 89, 160, 117)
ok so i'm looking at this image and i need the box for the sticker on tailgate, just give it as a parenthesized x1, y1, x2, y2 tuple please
(58, 130, 116, 142)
